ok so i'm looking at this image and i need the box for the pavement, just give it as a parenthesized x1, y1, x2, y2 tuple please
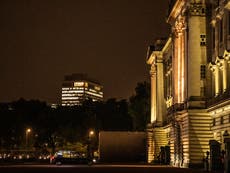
(0, 164, 225, 173)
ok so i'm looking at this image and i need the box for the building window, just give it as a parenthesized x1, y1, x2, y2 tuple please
(213, 118, 216, 126)
(201, 8, 205, 14)
(220, 116, 224, 124)
(200, 65, 206, 79)
(200, 34, 206, 46)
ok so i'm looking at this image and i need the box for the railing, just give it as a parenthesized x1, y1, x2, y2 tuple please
(166, 92, 230, 116)
(206, 92, 230, 107)
(167, 102, 187, 116)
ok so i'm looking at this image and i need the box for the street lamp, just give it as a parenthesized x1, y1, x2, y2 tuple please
(89, 130, 94, 138)
(87, 130, 95, 163)
(26, 128, 31, 149)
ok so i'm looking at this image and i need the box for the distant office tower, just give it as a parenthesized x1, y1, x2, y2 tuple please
(61, 74, 103, 106)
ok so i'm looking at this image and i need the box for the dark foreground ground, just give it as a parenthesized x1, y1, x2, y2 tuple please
(0, 164, 224, 173)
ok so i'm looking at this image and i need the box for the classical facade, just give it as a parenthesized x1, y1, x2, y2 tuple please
(147, 0, 230, 168)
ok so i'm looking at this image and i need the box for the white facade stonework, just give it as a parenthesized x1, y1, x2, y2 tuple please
(147, 0, 230, 168)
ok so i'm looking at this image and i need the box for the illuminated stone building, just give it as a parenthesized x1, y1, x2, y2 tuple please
(61, 73, 103, 106)
(147, 0, 230, 168)
(207, 0, 230, 155)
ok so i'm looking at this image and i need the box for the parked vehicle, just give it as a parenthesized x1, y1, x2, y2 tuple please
(50, 150, 88, 165)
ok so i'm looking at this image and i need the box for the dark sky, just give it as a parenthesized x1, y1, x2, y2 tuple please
(0, 0, 170, 104)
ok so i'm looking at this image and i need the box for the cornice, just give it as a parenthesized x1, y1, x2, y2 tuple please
(167, 0, 186, 24)
(147, 51, 162, 65)
(147, 37, 172, 65)
(162, 37, 172, 53)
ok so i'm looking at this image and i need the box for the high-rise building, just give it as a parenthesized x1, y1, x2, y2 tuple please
(61, 74, 103, 106)
(146, 0, 230, 169)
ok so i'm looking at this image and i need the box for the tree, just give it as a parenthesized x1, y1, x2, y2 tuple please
(129, 81, 150, 131)
(95, 98, 132, 131)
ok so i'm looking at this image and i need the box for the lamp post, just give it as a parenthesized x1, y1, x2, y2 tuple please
(26, 128, 31, 149)
(87, 130, 95, 163)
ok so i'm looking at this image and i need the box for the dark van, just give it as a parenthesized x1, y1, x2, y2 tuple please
(50, 150, 88, 165)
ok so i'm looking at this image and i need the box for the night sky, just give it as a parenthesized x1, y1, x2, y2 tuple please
(0, 0, 170, 104)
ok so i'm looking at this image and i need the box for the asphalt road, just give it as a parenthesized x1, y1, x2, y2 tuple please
(0, 164, 216, 173)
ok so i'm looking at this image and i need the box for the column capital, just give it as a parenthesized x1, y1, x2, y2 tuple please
(209, 63, 217, 73)
(150, 64, 157, 76)
(224, 50, 230, 61)
(215, 57, 225, 68)
(173, 16, 186, 37)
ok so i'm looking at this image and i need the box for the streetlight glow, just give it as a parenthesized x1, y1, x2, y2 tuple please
(89, 130, 94, 137)
(26, 128, 31, 133)
(26, 128, 32, 149)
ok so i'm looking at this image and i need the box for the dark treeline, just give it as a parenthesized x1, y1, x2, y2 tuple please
(0, 82, 150, 153)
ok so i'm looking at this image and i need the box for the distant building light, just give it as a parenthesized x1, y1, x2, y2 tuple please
(62, 74, 103, 106)
(94, 86, 101, 91)
(51, 104, 58, 109)
(74, 82, 84, 87)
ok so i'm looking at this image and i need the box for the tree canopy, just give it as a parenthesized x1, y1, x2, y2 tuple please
(0, 81, 150, 152)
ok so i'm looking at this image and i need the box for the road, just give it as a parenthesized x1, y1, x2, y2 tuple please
(0, 164, 216, 173)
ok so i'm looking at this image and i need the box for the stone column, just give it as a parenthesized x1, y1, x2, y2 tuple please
(173, 16, 185, 104)
(228, 61, 230, 91)
(156, 59, 164, 124)
(150, 64, 157, 123)
(215, 66, 220, 96)
(223, 60, 227, 92)
(209, 64, 218, 97)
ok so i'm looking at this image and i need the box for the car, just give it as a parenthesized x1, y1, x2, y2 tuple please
(50, 150, 88, 165)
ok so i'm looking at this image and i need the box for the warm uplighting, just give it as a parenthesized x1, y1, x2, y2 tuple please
(150, 64, 157, 123)
(174, 19, 185, 104)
